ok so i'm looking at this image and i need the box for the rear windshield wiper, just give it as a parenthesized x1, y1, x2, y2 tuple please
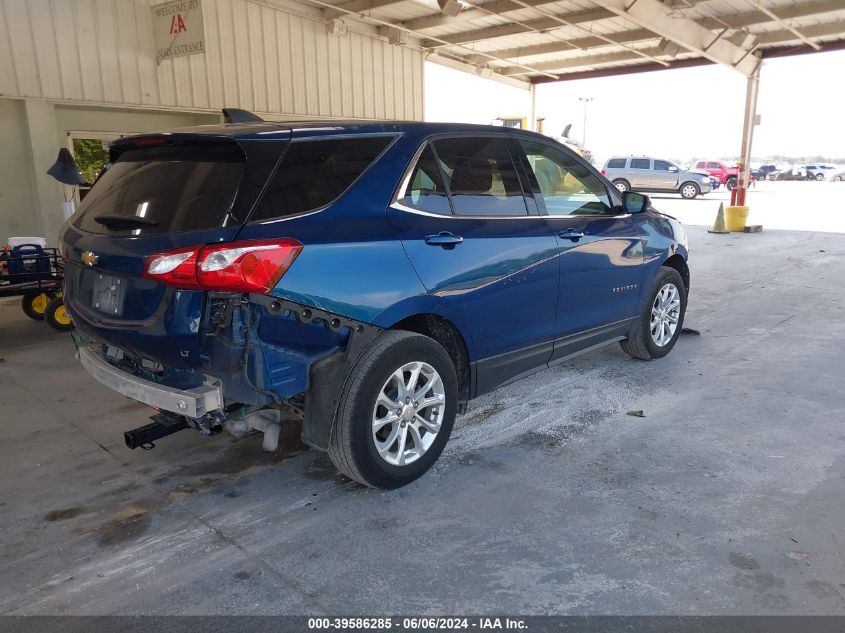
(94, 214, 159, 229)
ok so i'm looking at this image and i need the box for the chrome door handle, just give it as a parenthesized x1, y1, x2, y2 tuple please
(559, 230, 585, 241)
(425, 232, 464, 249)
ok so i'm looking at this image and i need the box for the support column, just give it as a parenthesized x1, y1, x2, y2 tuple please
(735, 58, 761, 207)
(23, 100, 64, 246)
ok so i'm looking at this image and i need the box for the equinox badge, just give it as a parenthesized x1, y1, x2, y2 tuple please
(81, 251, 99, 266)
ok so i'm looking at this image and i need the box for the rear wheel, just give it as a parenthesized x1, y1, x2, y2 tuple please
(680, 182, 699, 199)
(328, 330, 457, 489)
(21, 291, 56, 320)
(45, 297, 73, 332)
(613, 179, 630, 193)
(620, 267, 687, 360)
(815, 173, 825, 181)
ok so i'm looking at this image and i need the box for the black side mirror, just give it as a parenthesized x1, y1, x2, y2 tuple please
(623, 191, 649, 214)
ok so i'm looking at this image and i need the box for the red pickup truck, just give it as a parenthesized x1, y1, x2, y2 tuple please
(693, 160, 745, 190)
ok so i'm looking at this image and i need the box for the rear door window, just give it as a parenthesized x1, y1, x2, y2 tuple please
(74, 142, 245, 235)
(400, 145, 452, 215)
(432, 137, 527, 217)
(630, 158, 651, 170)
(606, 158, 627, 169)
(251, 136, 394, 221)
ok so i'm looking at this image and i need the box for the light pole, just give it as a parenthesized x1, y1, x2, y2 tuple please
(578, 97, 593, 148)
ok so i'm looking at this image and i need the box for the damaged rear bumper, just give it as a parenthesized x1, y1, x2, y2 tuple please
(78, 346, 224, 419)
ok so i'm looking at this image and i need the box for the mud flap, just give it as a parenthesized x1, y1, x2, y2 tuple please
(248, 294, 382, 451)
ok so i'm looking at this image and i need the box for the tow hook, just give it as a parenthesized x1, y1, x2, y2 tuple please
(224, 409, 282, 452)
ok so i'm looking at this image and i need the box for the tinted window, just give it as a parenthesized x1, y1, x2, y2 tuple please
(400, 145, 451, 215)
(606, 158, 627, 169)
(74, 143, 244, 235)
(519, 140, 613, 217)
(433, 137, 527, 217)
(251, 136, 392, 221)
(707, 162, 721, 169)
(630, 158, 650, 170)
(654, 160, 673, 171)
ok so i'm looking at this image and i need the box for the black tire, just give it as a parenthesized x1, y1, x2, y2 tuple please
(815, 173, 824, 181)
(620, 267, 687, 361)
(328, 330, 458, 489)
(45, 297, 73, 332)
(21, 291, 56, 320)
(679, 181, 699, 199)
(612, 179, 630, 192)
(726, 177, 737, 190)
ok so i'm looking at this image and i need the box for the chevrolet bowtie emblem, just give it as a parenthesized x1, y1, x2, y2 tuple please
(81, 251, 98, 266)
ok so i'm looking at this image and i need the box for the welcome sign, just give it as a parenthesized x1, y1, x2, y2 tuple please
(152, 0, 205, 62)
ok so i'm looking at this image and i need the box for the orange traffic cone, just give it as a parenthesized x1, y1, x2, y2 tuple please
(708, 202, 729, 234)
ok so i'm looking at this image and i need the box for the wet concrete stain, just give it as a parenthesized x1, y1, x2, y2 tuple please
(233, 571, 251, 581)
(302, 454, 339, 481)
(806, 579, 842, 600)
(90, 503, 152, 546)
(729, 552, 760, 570)
(44, 507, 83, 522)
(464, 403, 506, 424)
(154, 423, 308, 485)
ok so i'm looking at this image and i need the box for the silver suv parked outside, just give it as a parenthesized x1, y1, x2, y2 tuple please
(601, 156, 713, 199)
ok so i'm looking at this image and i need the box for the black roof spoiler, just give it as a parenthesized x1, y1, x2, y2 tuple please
(222, 108, 264, 124)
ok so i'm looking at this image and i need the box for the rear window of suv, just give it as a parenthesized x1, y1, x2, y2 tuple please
(74, 142, 245, 235)
(606, 158, 626, 169)
(250, 136, 394, 221)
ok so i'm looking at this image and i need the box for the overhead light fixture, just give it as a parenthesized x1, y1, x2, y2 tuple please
(657, 38, 682, 57)
(326, 19, 348, 37)
(437, 0, 462, 18)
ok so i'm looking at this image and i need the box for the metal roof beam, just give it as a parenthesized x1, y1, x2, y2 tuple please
(697, 0, 845, 30)
(404, 0, 612, 32)
(743, 0, 821, 50)
(500, 21, 845, 77)
(420, 7, 612, 47)
(322, 0, 407, 20)
(594, 0, 759, 75)
(757, 19, 845, 45)
(501, 47, 667, 75)
(464, 28, 657, 64)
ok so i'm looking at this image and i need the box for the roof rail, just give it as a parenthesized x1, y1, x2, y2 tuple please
(222, 108, 264, 124)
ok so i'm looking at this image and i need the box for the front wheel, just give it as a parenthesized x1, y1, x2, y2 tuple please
(815, 173, 825, 181)
(726, 177, 737, 190)
(328, 330, 458, 488)
(620, 267, 687, 361)
(680, 182, 699, 199)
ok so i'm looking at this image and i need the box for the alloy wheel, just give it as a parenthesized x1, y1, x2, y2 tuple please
(650, 283, 681, 347)
(682, 184, 697, 198)
(371, 361, 446, 466)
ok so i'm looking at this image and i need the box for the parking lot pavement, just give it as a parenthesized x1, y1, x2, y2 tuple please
(1, 224, 844, 615)
(651, 181, 845, 234)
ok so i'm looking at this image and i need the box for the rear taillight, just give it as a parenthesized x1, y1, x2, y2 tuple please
(143, 239, 302, 293)
(601, 169, 606, 175)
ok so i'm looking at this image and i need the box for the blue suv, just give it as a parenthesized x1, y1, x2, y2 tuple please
(60, 119, 689, 488)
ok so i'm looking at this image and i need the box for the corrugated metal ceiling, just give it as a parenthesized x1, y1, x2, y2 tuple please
(305, 0, 845, 84)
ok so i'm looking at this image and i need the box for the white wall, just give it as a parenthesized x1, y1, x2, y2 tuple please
(0, 0, 424, 120)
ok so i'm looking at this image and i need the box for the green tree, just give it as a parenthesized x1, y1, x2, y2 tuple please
(72, 138, 110, 184)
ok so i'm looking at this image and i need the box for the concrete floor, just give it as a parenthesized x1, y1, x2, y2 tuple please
(1, 224, 844, 615)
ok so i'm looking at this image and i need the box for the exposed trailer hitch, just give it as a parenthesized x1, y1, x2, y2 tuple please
(124, 412, 189, 450)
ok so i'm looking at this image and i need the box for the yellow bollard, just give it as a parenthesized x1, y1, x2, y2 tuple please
(725, 205, 749, 232)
